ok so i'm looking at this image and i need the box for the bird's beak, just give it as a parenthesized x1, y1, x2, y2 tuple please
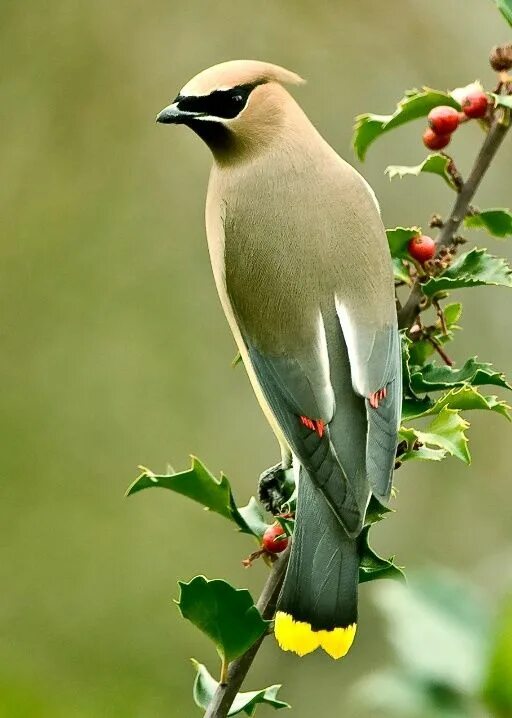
(156, 102, 192, 125)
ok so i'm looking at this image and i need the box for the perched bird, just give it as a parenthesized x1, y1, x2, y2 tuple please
(157, 60, 401, 659)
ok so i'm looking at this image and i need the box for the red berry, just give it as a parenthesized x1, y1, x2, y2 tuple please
(422, 127, 451, 150)
(428, 106, 460, 135)
(262, 523, 288, 554)
(461, 91, 489, 119)
(408, 235, 436, 264)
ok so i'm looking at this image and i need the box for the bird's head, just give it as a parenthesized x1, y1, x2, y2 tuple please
(156, 60, 305, 161)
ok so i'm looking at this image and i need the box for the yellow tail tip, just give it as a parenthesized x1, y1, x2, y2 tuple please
(274, 611, 357, 659)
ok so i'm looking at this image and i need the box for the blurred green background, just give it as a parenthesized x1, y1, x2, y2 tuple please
(1, 1, 511, 716)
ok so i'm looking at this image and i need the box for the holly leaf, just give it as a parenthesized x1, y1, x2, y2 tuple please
(491, 92, 512, 109)
(400, 407, 470, 464)
(422, 248, 512, 296)
(386, 227, 421, 259)
(410, 357, 511, 394)
(465, 209, 512, 238)
(374, 573, 489, 694)
(483, 596, 512, 716)
(178, 577, 268, 664)
(358, 526, 405, 584)
(404, 305, 461, 373)
(353, 88, 460, 161)
(443, 302, 463, 328)
(365, 494, 394, 526)
(402, 385, 511, 422)
(192, 661, 289, 716)
(126, 457, 269, 538)
(494, 0, 512, 27)
(393, 257, 413, 285)
(386, 153, 459, 191)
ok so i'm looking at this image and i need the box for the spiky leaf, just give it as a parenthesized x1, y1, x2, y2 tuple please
(178, 577, 268, 664)
(423, 248, 512, 296)
(491, 93, 512, 109)
(409, 357, 511, 394)
(465, 209, 512, 238)
(358, 526, 405, 584)
(386, 227, 421, 259)
(386, 153, 460, 191)
(353, 88, 460, 160)
(192, 661, 289, 716)
(400, 407, 470, 464)
(126, 457, 269, 538)
(402, 385, 511, 422)
(393, 257, 413, 284)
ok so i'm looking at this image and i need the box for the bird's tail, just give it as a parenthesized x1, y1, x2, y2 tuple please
(274, 467, 358, 659)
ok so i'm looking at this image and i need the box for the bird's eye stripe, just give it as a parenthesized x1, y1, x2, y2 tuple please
(175, 84, 256, 119)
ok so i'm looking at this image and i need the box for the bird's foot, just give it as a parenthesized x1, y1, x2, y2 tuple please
(258, 463, 295, 516)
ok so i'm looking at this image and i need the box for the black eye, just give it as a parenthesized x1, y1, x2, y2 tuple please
(231, 94, 244, 106)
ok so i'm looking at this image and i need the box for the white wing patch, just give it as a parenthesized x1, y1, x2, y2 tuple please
(335, 295, 376, 397)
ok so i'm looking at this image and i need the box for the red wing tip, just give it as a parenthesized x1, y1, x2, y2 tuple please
(299, 416, 325, 438)
(369, 387, 387, 409)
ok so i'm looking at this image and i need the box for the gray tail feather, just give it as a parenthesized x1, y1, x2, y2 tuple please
(278, 467, 358, 630)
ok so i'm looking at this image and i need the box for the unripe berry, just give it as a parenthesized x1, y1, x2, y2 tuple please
(427, 106, 460, 135)
(461, 91, 489, 119)
(422, 127, 451, 151)
(262, 523, 288, 554)
(408, 235, 436, 264)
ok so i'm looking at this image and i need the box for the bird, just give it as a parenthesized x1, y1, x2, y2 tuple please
(156, 60, 401, 659)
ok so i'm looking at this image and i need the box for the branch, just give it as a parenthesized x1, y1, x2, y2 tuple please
(204, 549, 290, 718)
(398, 109, 510, 330)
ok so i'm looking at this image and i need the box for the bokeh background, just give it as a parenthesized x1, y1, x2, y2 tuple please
(1, 1, 511, 716)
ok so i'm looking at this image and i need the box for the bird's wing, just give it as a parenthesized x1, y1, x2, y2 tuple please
(243, 312, 365, 537)
(335, 298, 401, 502)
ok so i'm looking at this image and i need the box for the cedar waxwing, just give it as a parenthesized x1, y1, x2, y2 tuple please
(157, 60, 401, 659)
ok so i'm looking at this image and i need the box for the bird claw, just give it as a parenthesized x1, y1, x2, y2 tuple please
(258, 463, 293, 515)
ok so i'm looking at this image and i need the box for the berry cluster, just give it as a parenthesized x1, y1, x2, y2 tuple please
(422, 90, 489, 150)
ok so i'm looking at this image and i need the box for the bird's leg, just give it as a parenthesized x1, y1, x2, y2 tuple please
(258, 460, 295, 516)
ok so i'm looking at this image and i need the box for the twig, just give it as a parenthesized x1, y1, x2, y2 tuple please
(427, 337, 454, 367)
(398, 109, 510, 330)
(204, 549, 290, 718)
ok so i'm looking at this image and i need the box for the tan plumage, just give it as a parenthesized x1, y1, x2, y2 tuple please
(157, 60, 400, 659)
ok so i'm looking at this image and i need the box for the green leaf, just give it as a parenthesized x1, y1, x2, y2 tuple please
(423, 248, 512, 296)
(402, 385, 511, 422)
(406, 302, 462, 368)
(353, 88, 460, 161)
(126, 457, 269, 538)
(386, 227, 421, 259)
(375, 573, 489, 694)
(465, 209, 512, 238)
(410, 357, 511, 394)
(491, 92, 512, 109)
(400, 407, 470, 464)
(358, 526, 405, 584)
(192, 661, 289, 716)
(392, 257, 412, 285)
(483, 596, 512, 716)
(365, 494, 394, 526)
(386, 153, 460, 191)
(178, 577, 268, 664)
(443, 302, 463, 328)
(494, 0, 512, 27)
